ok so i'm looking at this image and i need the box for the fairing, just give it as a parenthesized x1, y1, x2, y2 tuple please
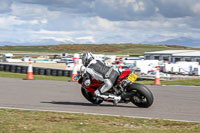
(79, 69, 132, 94)
(118, 69, 132, 82)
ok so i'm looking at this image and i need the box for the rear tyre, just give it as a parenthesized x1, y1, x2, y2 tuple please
(128, 83, 153, 108)
(81, 87, 103, 104)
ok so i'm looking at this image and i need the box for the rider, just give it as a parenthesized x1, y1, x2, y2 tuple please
(81, 52, 121, 105)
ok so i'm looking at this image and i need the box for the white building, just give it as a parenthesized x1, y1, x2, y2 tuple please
(144, 50, 200, 64)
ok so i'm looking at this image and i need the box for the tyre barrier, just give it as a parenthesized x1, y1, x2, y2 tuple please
(10, 65, 16, 73)
(5, 65, 10, 72)
(21, 66, 27, 74)
(63, 70, 71, 77)
(33, 67, 39, 75)
(39, 68, 45, 75)
(16, 66, 22, 73)
(0, 64, 4, 71)
(0, 63, 78, 77)
(57, 70, 63, 76)
(46, 69, 51, 76)
(51, 69, 57, 76)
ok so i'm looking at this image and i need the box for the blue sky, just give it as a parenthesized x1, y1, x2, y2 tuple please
(0, 0, 200, 45)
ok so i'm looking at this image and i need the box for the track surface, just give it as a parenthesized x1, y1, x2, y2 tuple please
(0, 77, 200, 122)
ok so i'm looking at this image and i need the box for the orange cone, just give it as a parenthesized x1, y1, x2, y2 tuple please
(71, 60, 78, 81)
(25, 59, 34, 80)
(154, 66, 160, 85)
(119, 63, 122, 72)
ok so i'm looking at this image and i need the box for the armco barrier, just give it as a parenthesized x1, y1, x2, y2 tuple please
(0, 63, 76, 77)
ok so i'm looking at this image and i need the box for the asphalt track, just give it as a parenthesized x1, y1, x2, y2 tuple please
(0, 77, 200, 122)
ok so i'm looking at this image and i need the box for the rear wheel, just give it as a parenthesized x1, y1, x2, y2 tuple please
(81, 87, 103, 104)
(128, 83, 153, 108)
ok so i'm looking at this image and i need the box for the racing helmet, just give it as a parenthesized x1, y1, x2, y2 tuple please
(82, 52, 94, 67)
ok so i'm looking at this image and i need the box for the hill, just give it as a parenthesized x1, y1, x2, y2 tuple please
(0, 44, 199, 56)
(154, 37, 200, 47)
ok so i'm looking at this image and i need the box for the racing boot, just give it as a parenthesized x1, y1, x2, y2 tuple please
(112, 95, 121, 106)
(94, 90, 121, 105)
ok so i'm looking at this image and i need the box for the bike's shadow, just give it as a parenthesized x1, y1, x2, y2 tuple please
(41, 101, 138, 108)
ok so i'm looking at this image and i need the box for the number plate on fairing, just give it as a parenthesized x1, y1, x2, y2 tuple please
(128, 72, 138, 83)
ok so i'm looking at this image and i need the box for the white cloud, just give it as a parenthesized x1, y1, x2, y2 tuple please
(0, 0, 199, 46)
(76, 36, 95, 43)
(41, 36, 75, 43)
(41, 19, 47, 24)
(192, 3, 200, 15)
(35, 29, 74, 35)
(30, 20, 39, 25)
(82, 16, 118, 31)
(11, 2, 61, 20)
(133, 1, 145, 11)
(0, 0, 12, 13)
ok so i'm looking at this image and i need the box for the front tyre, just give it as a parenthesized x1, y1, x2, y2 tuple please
(81, 87, 103, 104)
(128, 83, 154, 108)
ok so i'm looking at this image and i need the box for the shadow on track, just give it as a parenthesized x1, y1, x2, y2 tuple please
(41, 101, 137, 108)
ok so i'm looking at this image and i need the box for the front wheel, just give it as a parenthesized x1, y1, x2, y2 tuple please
(128, 83, 154, 108)
(81, 87, 103, 104)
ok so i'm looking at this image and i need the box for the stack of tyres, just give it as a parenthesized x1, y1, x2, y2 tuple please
(39, 68, 45, 75)
(33, 67, 39, 75)
(68, 71, 72, 77)
(57, 70, 63, 76)
(16, 66, 21, 73)
(21, 66, 27, 74)
(5, 65, 10, 72)
(0, 64, 4, 71)
(65, 70, 72, 77)
(10, 65, 16, 73)
(46, 69, 51, 76)
(51, 69, 57, 76)
(63, 70, 70, 77)
(0, 64, 75, 77)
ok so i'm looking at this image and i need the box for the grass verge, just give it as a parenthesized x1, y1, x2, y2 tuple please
(0, 71, 200, 86)
(0, 71, 71, 81)
(135, 79, 200, 86)
(0, 109, 200, 133)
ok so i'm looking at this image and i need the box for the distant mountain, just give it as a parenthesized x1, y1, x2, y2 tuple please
(153, 37, 200, 48)
(0, 39, 74, 46)
(0, 41, 20, 46)
(1, 37, 200, 48)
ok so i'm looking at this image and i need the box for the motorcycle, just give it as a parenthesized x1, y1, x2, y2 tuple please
(78, 67, 154, 108)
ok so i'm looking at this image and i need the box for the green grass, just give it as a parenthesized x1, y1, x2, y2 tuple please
(135, 79, 200, 86)
(161, 79, 200, 86)
(0, 71, 200, 86)
(0, 71, 71, 81)
(0, 109, 199, 133)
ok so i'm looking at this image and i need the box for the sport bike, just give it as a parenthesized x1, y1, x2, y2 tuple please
(78, 68, 154, 108)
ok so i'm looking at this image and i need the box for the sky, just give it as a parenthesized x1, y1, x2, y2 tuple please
(0, 0, 200, 45)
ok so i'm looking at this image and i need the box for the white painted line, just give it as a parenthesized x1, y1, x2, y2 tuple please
(0, 106, 199, 123)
